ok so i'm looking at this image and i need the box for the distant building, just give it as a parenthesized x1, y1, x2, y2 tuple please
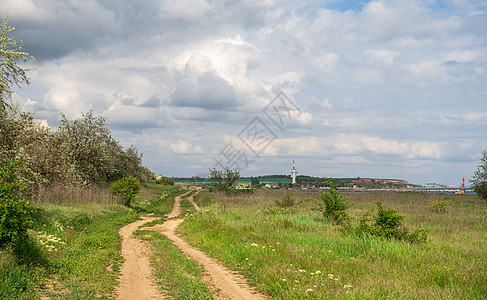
(265, 183, 279, 189)
(291, 160, 297, 184)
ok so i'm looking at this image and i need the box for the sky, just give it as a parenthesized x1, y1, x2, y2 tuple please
(2, 0, 486, 185)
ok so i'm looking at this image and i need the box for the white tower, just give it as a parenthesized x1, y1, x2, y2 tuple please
(291, 160, 297, 184)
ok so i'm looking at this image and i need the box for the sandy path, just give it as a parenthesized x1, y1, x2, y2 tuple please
(116, 216, 161, 300)
(116, 191, 191, 300)
(147, 191, 266, 300)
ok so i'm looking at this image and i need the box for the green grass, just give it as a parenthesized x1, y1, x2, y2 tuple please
(0, 204, 139, 299)
(132, 184, 185, 215)
(179, 191, 487, 299)
(0, 184, 184, 299)
(134, 189, 213, 298)
(135, 230, 212, 299)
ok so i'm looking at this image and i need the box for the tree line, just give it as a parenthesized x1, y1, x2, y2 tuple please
(1, 16, 153, 194)
(1, 107, 154, 190)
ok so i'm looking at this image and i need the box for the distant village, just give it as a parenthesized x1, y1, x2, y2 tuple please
(171, 161, 436, 191)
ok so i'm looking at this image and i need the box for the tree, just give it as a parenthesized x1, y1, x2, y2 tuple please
(57, 111, 124, 185)
(1, 16, 34, 106)
(209, 168, 240, 191)
(471, 150, 487, 200)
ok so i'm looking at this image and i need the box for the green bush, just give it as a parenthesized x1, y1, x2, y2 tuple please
(431, 196, 450, 213)
(356, 200, 427, 243)
(470, 149, 487, 201)
(155, 176, 175, 186)
(275, 193, 295, 208)
(110, 176, 141, 207)
(306, 178, 350, 225)
(0, 161, 35, 251)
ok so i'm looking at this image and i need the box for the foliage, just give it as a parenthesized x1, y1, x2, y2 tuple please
(208, 168, 240, 191)
(471, 150, 487, 201)
(306, 178, 350, 225)
(0, 16, 34, 104)
(356, 200, 427, 243)
(0, 250, 38, 299)
(250, 177, 260, 187)
(110, 176, 141, 207)
(431, 196, 450, 213)
(58, 111, 123, 185)
(1, 105, 153, 191)
(0, 161, 35, 252)
(155, 176, 175, 186)
(275, 193, 295, 208)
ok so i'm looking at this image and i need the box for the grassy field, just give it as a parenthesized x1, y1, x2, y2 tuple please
(2, 185, 485, 299)
(0, 184, 186, 299)
(179, 190, 487, 299)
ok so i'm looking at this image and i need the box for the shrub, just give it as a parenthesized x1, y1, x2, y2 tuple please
(110, 176, 141, 207)
(306, 178, 350, 225)
(356, 200, 427, 243)
(0, 161, 35, 251)
(155, 176, 175, 186)
(431, 196, 450, 213)
(275, 193, 295, 208)
(470, 149, 487, 201)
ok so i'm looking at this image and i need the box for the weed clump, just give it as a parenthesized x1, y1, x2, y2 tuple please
(430, 196, 450, 213)
(275, 193, 295, 208)
(356, 200, 428, 243)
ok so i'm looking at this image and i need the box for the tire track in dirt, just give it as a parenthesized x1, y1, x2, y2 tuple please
(116, 191, 191, 300)
(147, 191, 267, 300)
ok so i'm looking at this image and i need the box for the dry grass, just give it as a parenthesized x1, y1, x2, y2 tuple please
(33, 183, 160, 206)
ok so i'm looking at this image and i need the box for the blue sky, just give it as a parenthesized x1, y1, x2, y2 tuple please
(2, 0, 486, 185)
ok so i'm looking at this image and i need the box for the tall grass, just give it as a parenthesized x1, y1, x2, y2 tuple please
(34, 183, 117, 205)
(180, 190, 487, 299)
(0, 183, 175, 299)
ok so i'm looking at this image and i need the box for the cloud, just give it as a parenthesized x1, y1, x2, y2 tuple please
(5, 0, 487, 184)
(170, 140, 203, 154)
(170, 72, 238, 109)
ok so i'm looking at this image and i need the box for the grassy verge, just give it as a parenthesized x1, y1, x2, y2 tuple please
(132, 184, 185, 215)
(135, 230, 212, 299)
(0, 183, 181, 299)
(1, 204, 139, 300)
(180, 190, 487, 299)
(134, 189, 213, 298)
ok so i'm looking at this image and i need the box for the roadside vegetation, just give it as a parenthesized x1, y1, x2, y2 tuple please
(0, 183, 187, 299)
(0, 17, 164, 299)
(180, 190, 487, 299)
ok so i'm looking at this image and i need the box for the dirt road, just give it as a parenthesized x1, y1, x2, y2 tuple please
(117, 190, 266, 300)
(115, 216, 161, 300)
(115, 191, 191, 300)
